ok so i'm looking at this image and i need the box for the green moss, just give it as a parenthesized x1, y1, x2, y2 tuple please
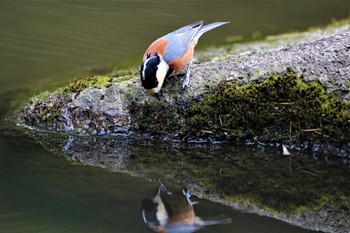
(112, 68, 138, 83)
(131, 100, 180, 135)
(60, 68, 138, 94)
(183, 70, 350, 144)
(114, 75, 135, 83)
(62, 75, 111, 93)
(112, 68, 138, 77)
(131, 70, 350, 145)
(92, 76, 111, 87)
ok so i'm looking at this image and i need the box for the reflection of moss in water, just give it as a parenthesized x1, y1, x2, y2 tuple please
(202, 155, 350, 214)
(129, 143, 350, 215)
(31, 131, 349, 215)
(132, 70, 350, 147)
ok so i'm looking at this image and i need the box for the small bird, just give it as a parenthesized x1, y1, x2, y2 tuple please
(140, 20, 229, 100)
(141, 183, 231, 233)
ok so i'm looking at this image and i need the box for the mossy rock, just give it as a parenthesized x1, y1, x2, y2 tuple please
(131, 70, 350, 148)
(16, 29, 350, 156)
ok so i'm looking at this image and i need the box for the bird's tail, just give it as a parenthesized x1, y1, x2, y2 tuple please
(201, 215, 232, 226)
(195, 21, 230, 41)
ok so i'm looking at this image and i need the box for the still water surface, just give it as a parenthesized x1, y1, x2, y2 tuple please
(0, 1, 348, 232)
(0, 130, 318, 233)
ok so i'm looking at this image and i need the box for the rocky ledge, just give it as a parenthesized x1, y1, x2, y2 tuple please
(17, 22, 350, 156)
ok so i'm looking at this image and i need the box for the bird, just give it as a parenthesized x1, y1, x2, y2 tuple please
(140, 20, 230, 100)
(141, 183, 231, 233)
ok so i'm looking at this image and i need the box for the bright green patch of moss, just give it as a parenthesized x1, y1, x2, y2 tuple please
(92, 76, 111, 87)
(62, 75, 111, 93)
(60, 69, 138, 94)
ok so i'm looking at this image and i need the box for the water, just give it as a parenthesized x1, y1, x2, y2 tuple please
(0, 130, 319, 233)
(0, 1, 348, 232)
(0, 0, 348, 95)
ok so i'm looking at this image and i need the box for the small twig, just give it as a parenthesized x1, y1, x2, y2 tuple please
(200, 130, 213, 134)
(301, 169, 321, 178)
(301, 128, 322, 133)
(221, 128, 234, 131)
(289, 121, 292, 146)
(182, 132, 191, 140)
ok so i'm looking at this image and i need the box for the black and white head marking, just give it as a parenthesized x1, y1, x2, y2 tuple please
(140, 53, 169, 94)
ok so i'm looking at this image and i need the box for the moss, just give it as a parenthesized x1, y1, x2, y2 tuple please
(111, 68, 138, 83)
(92, 76, 111, 87)
(131, 70, 350, 146)
(130, 100, 180, 136)
(183, 70, 350, 144)
(112, 68, 138, 77)
(62, 75, 111, 93)
(59, 68, 139, 94)
(114, 75, 135, 83)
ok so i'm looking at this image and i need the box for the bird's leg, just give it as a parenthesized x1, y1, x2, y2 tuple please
(156, 179, 172, 195)
(182, 188, 198, 205)
(181, 60, 192, 90)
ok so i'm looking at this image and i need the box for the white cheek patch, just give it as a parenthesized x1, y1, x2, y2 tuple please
(142, 58, 150, 81)
(156, 60, 169, 89)
(153, 196, 169, 226)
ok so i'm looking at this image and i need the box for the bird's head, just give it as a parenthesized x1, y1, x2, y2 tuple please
(140, 53, 169, 100)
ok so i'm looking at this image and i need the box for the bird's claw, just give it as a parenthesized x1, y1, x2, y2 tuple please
(181, 61, 192, 90)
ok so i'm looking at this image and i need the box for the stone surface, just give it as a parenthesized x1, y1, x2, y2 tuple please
(17, 25, 350, 141)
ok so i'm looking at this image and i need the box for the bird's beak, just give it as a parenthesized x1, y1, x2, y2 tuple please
(154, 91, 161, 100)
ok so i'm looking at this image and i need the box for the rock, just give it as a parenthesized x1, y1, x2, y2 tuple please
(17, 24, 350, 151)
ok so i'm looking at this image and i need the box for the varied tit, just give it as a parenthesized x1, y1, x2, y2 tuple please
(140, 20, 229, 100)
(141, 183, 231, 233)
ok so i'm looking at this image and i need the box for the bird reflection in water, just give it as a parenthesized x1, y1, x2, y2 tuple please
(141, 183, 231, 233)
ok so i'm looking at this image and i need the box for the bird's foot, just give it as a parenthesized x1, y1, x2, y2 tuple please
(182, 188, 197, 205)
(181, 61, 192, 90)
(181, 76, 190, 90)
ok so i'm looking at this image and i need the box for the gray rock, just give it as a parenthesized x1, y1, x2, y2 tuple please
(17, 26, 350, 139)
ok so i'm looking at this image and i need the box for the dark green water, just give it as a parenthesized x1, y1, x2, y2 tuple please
(0, 130, 319, 233)
(0, 1, 348, 232)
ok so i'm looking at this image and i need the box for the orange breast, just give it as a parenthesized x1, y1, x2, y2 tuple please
(168, 43, 194, 74)
(168, 202, 196, 225)
(144, 38, 168, 58)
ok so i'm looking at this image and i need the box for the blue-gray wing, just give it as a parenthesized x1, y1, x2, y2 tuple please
(162, 21, 203, 63)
